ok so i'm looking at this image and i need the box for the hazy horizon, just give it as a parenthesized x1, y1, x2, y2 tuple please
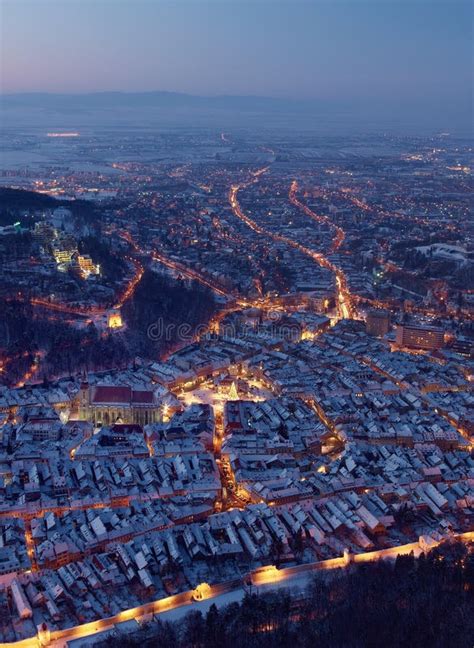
(2, 1, 471, 93)
(1, 0, 473, 133)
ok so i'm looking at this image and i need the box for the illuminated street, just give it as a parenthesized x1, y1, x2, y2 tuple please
(0, 2, 472, 645)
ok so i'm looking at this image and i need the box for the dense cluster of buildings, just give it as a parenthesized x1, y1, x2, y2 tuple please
(0, 130, 472, 643)
(0, 308, 472, 642)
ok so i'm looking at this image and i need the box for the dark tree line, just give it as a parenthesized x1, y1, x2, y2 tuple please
(0, 231, 33, 262)
(78, 235, 128, 282)
(0, 187, 104, 223)
(0, 301, 131, 385)
(0, 187, 60, 212)
(122, 269, 217, 357)
(104, 541, 473, 648)
(0, 269, 219, 384)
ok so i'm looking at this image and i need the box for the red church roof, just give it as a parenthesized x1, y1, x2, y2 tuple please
(131, 390, 154, 404)
(92, 386, 131, 404)
(92, 385, 155, 405)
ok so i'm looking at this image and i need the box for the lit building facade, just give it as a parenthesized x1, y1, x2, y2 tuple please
(78, 383, 162, 426)
(396, 324, 445, 351)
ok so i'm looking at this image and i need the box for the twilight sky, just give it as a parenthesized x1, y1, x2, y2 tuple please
(1, 0, 472, 106)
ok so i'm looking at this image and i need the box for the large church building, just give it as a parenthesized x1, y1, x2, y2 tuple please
(78, 382, 162, 427)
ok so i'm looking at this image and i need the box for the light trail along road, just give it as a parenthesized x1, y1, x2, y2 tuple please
(289, 180, 345, 253)
(229, 170, 355, 320)
(11, 531, 472, 648)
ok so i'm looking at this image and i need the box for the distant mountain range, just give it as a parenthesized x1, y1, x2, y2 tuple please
(1, 90, 319, 113)
(1, 90, 470, 135)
